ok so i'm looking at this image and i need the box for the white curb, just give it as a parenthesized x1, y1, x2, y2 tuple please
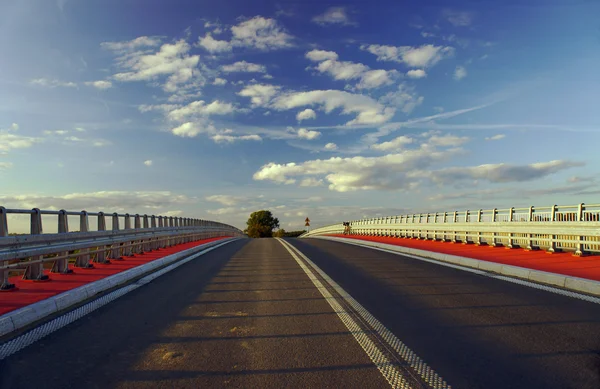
(0, 238, 237, 338)
(313, 236, 600, 297)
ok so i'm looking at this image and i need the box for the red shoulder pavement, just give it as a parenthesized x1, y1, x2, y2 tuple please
(324, 235, 600, 296)
(0, 237, 228, 317)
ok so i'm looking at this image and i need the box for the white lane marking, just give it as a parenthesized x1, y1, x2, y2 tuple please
(317, 236, 600, 305)
(278, 238, 452, 389)
(0, 238, 240, 360)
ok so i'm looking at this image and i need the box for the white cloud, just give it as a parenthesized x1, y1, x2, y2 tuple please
(312, 7, 356, 26)
(485, 134, 506, 141)
(308, 51, 397, 89)
(253, 147, 459, 192)
(213, 77, 228, 85)
(64, 136, 84, 142)
(93, 139, 111, 147)
(429, 160, 583, 184)
(144, 160, 153, 166)
(370, 135, 413, 151)
(100, 36, 162, 52)
(206, 195, 242, 206)
(29, 78, 77, 88)
(296, 108, 317, 121)
(221, 61, 267, 73)
(237, 84, 281, 107)
(230, 16, 294, 50)
(43, 129, 69, 135)
(106, 39, 201, 93)
(443, 10, 473, 27)
(324, 142, 338, 151)
(0, 162, 13, 170)
(211, 134, 262, 143)
(426, 134, 469, 147)
(454, 66, 467, 80)
(84, 80, 113, 89)
(171, 121, 216, 138)
(300, 178, 324, 187)
(361, 44, 454, 68)
(0, 124, 42, 153)
(297, 128, 321, 140)
(305, 50, 339, 62)
(406, 69, 427, 79)
(197, 33, 232, 53)
(271, 89, 395, 125)
(379, 83, 424, 114)
(166, 100, 236, 122)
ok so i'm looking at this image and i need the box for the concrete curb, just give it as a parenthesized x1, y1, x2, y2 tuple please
(313, 236, 600, 297)
(0, 238, 237, 338)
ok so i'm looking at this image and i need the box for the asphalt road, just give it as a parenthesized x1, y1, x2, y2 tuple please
(1, 237, 599, 388)
(0, 238, 389, 389)
(288, 238, 600, 389)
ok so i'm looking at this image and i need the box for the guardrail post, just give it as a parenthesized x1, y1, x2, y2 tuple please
(442, 212, 448, 241)
(168, 217, 174, 247)
(526, 206, 537, 251)
(151, 215, 158, 250)
(108, 213, 123, 260)
(134, 214, 143, 254)
(452, 211, 458, 243)
(23, 208, 49, 280)
(491, 208, 500, 247)
(475, 209, 483, 245)
(143, 215, 151, 252)
(507, 207, 515, 249)
(158, 216, 166, 248)
(75, 211, 93, 268)
(547, 205, 558, 253)
(52, 210, 74, 273)
(575, 203, 586, 256)
(462, 210, 471, 244)
(123, 213, 133, 256)
(94, 212, 110, 264)
(0, 206, 15, 290)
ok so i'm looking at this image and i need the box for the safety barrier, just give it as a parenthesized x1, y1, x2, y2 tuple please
(301, 203, 600, 256)
(0, 206, 244, 290)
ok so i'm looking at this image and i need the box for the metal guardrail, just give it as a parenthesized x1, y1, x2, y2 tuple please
(301, 203, 600, 256)
(0, 206, 244, 290)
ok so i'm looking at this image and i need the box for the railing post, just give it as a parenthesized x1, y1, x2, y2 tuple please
(94, 212, 109, 263)
(151, 215, 158, 250)
(575, 203, 586, 256)
(526, 206, 536, 250)
(0, 206, 15, 290)
(548, 205, 558, 253)
(452, 211, 458, 243)
(108, 213, 123, 260)
(491, 208, 499, 247)
(123, 213, 133, 256)
(476, 209, 483, 245)
(507, 207, 515, 249)
(443, 212, 448, 241)
(134, 214, 143, 254)
(23, 208, 49, 280)
(52, 210, 74, 273)
(158, 216, 166, 248)
(463, 210, 471, 244)
(143, 215, 151, 252)
(75, 211, 93, 268)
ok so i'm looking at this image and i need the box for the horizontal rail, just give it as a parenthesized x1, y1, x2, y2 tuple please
(0, 206, 244, 289)
(301, 202, 600, 256)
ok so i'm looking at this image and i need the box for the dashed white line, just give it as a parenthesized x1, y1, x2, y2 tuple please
(277, 238, 451, 389)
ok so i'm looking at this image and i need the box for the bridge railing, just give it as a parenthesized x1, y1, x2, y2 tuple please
(301, 203, 600, 256)
(0, 206, 244, 290)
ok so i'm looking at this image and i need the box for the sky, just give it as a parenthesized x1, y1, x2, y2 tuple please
(1, 0, 599, 232)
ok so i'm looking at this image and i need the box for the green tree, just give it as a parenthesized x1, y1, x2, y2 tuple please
(274, 228, 286, 238)
(246, 210, 279, 238)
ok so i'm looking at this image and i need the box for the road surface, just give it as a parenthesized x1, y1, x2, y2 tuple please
(1, 237, 599, 388)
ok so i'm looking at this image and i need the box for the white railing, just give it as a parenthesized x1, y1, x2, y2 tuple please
(301, 203, 600, 256)
(0, 206, 244, 290)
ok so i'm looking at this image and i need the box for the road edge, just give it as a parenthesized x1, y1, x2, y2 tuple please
(0, 238, 239, 338)
(311, 236, 600, 298)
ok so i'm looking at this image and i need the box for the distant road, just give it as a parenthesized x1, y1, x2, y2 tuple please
(1, 238, 599, 389)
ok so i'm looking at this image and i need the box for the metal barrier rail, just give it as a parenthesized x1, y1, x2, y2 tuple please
(0, 206, 244, 290)
(301, 203, 600, 256)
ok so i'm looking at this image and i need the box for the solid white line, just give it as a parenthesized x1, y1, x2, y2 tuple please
(316, 236, 600, 305)
(0, 238, 240, 360)
(278, 238, 452, 389)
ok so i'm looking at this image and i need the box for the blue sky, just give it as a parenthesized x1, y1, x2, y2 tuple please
(1, 0, 599, 231)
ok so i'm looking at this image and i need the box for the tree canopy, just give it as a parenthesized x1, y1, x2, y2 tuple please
(246, 210, 280, 238)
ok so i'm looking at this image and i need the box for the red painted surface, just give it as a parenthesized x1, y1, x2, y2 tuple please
(0, 237, 230, 316)
(330, 235, 600, 282)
